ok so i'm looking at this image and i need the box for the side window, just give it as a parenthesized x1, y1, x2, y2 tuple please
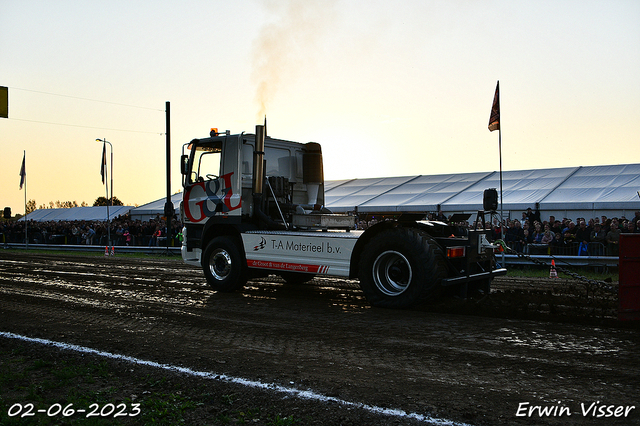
(189, 149, 221, 184)
(242, 143, 254, 176)
(265, 146, 294, 179)
(197, 152, 221, 181)
(240, 142, 297, 181)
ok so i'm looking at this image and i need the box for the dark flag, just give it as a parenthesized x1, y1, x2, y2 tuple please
(101, 141, 107, 183)
(19, 152, 26, 190)
(488, 81, 500, 132)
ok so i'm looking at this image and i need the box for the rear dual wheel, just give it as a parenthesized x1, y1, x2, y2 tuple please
(359, 227, 446, 308)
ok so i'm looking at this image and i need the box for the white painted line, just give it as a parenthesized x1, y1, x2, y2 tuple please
(1, 331, 473, 426)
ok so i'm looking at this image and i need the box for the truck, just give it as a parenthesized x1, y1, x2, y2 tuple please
(179, 123, 506, 308)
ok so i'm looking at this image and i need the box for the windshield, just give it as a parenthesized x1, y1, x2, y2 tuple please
(188, 141, 221, 184)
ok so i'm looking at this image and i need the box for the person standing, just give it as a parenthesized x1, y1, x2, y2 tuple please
(590, 223, 606, 255)
(525, 207, 541, 229)
(606, 220, 622, 256)
(574, 220, 590, 245)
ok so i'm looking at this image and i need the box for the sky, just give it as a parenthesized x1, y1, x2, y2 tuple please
(1, 0, 639, 212)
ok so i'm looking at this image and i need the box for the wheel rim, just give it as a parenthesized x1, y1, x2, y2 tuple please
(208, 248, 232, 280)
(372, 250, 412, 296)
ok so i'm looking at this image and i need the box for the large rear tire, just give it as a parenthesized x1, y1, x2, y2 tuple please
(202, 236, 247, 292)
(359, 227, 446, 308)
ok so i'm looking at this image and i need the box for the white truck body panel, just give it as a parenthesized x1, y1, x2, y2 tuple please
(242, 230, 361, 277)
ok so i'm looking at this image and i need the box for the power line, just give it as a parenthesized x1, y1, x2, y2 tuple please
(10, 117, 164, 135)
(11, 87, 164, 111)
(6, 86, 165, 134)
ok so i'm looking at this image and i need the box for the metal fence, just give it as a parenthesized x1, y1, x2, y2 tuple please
(2, 242, 180, 255)
(500, 241, 618, 269)
(505, 241, 611, 256)
(1, 232, 180, 248)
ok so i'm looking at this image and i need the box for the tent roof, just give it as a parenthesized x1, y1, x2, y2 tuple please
(541, 164, 640, 211)
(22, 206, 133, 222)
(325, 164, 640, 213)
(129, 192, 182, 217)
(25, 163, 638, 222)
(325, 176, 418, 210)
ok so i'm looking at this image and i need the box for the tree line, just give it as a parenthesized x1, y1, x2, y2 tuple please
(23, 196, 124, 214)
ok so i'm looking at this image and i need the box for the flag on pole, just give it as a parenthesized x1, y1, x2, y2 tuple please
(101, 141, 107, 183)
(19, 152, 26, 190)
(488, 81, 500, 132)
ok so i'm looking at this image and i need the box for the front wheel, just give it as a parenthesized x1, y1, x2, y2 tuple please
(359, 228, 446, 308)
(202, 236, 247, 292)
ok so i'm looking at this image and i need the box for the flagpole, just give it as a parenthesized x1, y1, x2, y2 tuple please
(499, 124, 505, 265)
(488, 80, 504, 264)
(98, 138, 112, 249)
(104, 140, 110, 249)
(23, 150, 28, 249)
(497, 87, 505, 266)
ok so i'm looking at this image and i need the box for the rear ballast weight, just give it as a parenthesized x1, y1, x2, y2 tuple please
(180, 124, 506, 308)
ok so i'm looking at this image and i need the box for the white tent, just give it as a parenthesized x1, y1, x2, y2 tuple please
(129, 192, 182, 221)
(325, 164, 640, 222)
(36, 163, 634, 224)
(21, 206, 133, 222)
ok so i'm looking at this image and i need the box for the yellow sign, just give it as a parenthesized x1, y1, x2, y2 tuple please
(0, 86, 7, 118)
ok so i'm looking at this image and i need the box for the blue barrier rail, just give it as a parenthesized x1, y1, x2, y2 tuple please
(501, 254, 618, 268)
(2, 243, 180, 255)
(3, 243, 618, 269)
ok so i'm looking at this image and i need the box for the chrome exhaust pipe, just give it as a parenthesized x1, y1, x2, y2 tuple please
(253, 124, 265, 195)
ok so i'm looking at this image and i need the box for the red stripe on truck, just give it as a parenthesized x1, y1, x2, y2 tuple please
(246, 259, 327, 274)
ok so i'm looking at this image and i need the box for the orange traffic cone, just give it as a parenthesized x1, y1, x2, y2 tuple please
(549, 259, 558, 278)
(104, 246, 109, 257)
(110, 246, 115, 256)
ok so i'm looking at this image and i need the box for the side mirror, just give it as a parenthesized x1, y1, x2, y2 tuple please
(180, 154, 189, 175)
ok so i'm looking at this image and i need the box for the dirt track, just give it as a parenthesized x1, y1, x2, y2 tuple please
(1, 251, 639, 425)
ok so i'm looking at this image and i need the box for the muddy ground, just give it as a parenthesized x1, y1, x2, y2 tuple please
(0, 251, 638, 425)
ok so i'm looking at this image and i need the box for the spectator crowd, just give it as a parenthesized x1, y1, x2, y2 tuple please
(1, 214, 183, 248)
(356, 209, 640, 257)
(4, 208, 640, 256)
(497, 209, 640, 256)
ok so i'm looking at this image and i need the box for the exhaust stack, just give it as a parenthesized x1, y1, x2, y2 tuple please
(303, 142, 324, 206)
(253, 124, 265, 195)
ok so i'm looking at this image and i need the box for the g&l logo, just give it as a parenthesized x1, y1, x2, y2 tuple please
(184, 172, 241, 222)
